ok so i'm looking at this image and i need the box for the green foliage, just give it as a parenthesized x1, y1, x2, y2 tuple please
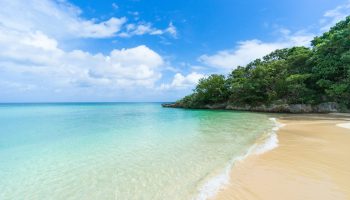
(194, 74, 229, 104)
(285, 74, 313, 104)
(176, 94, 199, 108)
(310, 16, 350, 105)
(178, 16, 350, 108)
(175, 75, 229, 108)
(227, 47, 315, 105)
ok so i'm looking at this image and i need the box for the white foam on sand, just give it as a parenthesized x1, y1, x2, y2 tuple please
(336, 123, 350, 129)
(254, 118, 285, 155)
(195, 118, 285, 200)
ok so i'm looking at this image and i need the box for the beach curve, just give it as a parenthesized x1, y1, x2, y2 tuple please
(195, 118, 284, 200)
(213, 114, 350, 200)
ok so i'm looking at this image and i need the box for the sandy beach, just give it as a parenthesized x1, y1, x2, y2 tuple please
(214, 114, 350, 200)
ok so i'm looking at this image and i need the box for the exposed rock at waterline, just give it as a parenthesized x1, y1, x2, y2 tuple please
(162, 102, 343, 113)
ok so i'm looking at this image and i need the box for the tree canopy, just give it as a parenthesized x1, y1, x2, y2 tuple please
(177, 16, 350, 109)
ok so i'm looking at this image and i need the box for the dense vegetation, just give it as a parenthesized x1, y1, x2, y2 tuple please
(177, 16, 350, 109)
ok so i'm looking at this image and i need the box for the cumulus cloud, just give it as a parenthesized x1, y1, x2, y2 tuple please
(159, 72, 205, 90)
(0, 0, 176, 39)
(0, 0, 127, 39)
(0, 0, 184, 101)
(198, 30, 314, 70)
(0, 10, 164, 96)
(0, 28, 164, 89)
(320, 0, 350, 32)
(77, 17, 127, 38)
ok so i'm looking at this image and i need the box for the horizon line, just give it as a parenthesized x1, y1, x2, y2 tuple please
(0, 101, 174, 104)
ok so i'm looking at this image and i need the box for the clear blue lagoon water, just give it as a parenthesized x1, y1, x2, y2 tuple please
(0, 103, 274, 200)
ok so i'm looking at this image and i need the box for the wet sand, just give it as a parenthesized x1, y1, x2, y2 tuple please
(214, 114, 350, 200)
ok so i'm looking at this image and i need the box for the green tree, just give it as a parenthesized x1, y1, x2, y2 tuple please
(310, 16, 350, 105)
(194, 74, 229, 104)
(175, 16, 350, 110)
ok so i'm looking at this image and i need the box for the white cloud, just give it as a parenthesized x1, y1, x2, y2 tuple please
(198, 30, 314, 70)
(22, 31, 59, 51)
(131, 23, 160, 35)
(119, 22, 177, 38)
(0, 80, 37, 92)
(0, 0, 127, 39)
(198, 1, 350, 71)
(0, 24, 164, 92)
(0, 0, 184, 100)
(165, 22, 177, 38)
(159, 72, 205, 90)
(0, 0, 176, 40)
(199, 40, 281, 70)
(320, 0, 350, 31)
(77, 17, 127, 38)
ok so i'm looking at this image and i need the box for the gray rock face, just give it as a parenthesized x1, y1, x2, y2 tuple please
(204, 102, 228, 109)
(161, 103, 179, 108)
(225, 102, 340, 113)
(313, 102, 339, 113)
(289, 104, 313, 113)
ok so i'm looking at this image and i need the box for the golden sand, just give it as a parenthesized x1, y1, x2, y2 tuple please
(214, 114, 350, 200)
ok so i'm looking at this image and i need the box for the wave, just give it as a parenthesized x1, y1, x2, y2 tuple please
(336, 123, 350, 129)
(195, 117, 285, 200)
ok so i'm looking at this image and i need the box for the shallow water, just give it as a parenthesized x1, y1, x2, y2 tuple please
(0, 103, 273, 200)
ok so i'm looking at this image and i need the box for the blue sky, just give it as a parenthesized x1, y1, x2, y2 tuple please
(0, 0, 349, 102)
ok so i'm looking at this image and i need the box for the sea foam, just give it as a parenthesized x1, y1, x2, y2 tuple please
(336, 123, 350, 129)
(195, 117, 285, 200)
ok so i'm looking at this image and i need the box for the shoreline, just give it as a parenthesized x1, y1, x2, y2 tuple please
(162, 102, 345, 113)
(196, 117, 284, 200)
(213, 114, 350, 200)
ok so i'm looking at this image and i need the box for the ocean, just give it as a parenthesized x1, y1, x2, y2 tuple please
(0, 103, 275, 200)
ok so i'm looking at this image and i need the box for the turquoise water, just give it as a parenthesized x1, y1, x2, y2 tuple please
(0, 103, 274, 200)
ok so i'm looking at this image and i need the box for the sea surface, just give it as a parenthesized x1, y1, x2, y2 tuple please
(0, 103, 274, 200)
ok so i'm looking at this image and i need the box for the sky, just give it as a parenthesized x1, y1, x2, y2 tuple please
(0, 0, 350, 102)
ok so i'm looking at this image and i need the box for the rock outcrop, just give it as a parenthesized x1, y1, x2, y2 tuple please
(225, 102, 340, 113)
(162, 102, 343, 113)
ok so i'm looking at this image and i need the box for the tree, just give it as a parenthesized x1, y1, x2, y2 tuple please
(176, 16, 350, 109)
(310, 16, 350, 106)
(194, 74, 229, 104)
